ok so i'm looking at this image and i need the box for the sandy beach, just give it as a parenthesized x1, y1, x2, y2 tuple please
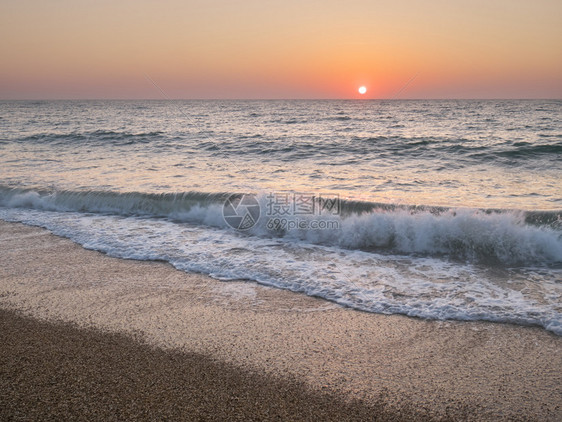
(1, 220, 561, 421)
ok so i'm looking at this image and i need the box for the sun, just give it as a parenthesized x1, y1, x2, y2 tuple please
(358, 86, 367, 95)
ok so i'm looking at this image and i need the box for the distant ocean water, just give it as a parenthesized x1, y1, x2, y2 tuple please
(0, 100, 560, 334)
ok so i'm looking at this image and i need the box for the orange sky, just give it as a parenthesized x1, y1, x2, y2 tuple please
(1, 0, 561, 99)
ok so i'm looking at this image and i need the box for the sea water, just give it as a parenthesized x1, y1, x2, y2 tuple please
(0, 100, 560, 334)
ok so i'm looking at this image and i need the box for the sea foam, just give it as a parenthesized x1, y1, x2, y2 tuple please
(1, 186, 560, 267)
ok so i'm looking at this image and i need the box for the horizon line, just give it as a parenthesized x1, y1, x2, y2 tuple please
(1, 98, 561, 101)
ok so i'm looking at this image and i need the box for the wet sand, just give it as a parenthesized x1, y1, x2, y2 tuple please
(1, 220, 561, 421)
(0, 308, 397, 421)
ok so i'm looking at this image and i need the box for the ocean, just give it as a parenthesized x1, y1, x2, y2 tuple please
(0, 100, 560, 334)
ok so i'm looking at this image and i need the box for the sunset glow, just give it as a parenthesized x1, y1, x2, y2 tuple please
(0, 0, 561, 99)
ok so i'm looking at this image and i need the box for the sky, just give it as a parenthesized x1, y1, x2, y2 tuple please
(1, 0, 561, 99)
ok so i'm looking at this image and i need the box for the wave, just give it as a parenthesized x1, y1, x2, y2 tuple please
(1, 186, 560, 267)
(0, 186, 228, 220)
(12, 130, 166, 146)
(8, 129, 562, 166)
(500, 142, 562, 157)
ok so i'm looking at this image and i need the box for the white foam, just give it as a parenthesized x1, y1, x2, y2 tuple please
(1, 187, 560, 266)
(1, 207, 560, 335)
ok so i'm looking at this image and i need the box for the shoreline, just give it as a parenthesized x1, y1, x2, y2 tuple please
(1, 220, 561, 420)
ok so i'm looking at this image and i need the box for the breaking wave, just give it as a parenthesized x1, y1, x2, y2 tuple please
(1, 185, 560, 267)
